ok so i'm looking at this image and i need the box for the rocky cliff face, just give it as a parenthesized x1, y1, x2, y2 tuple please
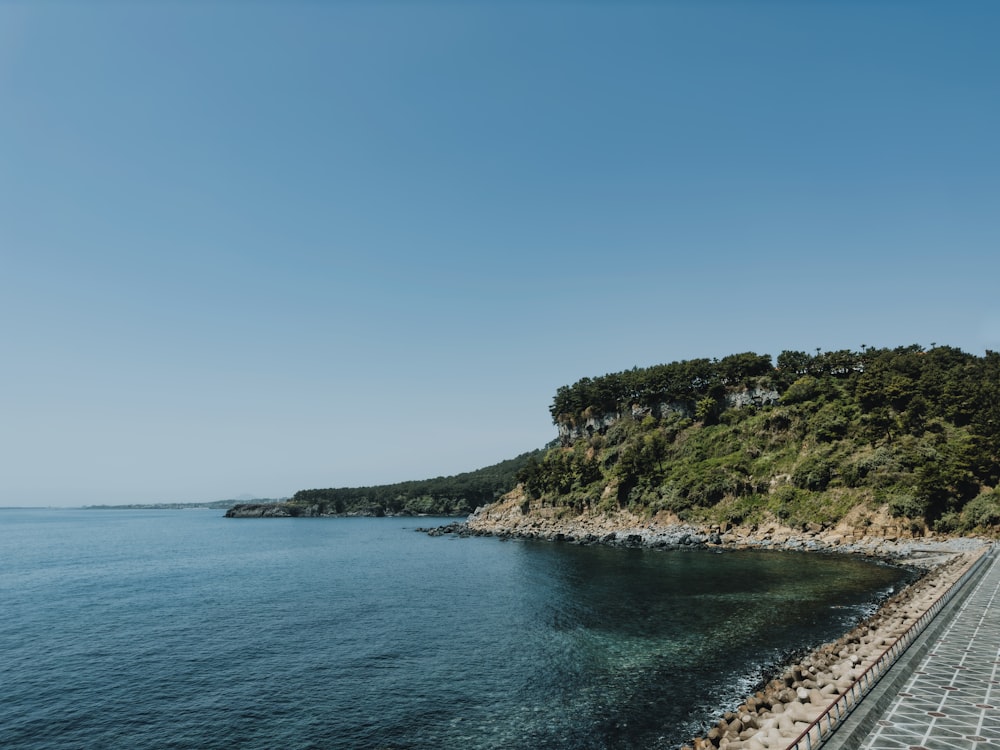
(723, 385, 781, 409)
(557, 386, 779, 444)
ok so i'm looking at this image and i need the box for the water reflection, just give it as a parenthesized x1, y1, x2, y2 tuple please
(498, 541, 912, 749)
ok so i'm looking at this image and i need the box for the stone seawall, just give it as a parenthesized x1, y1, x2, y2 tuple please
(446, 495, 991, 750)
(682, 546, 987, 750)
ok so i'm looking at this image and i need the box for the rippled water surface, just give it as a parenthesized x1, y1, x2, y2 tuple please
(0, 509, 913, 749)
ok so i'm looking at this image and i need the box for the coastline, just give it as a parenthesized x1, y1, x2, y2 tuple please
(455, 495, 987, 566)
(224, 502, 466, 518)
(680, 545, 988, 750)
(434, 497, 992, 750)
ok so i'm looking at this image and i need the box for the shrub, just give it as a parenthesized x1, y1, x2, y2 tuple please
(810, 403, 851, 442)
(934, 511, 962, 534)
(714, 494, 768, 526)
(793, 455, 833, 491)
(696, 396, 720, 423)
(886, 492, 928, 519)
(780, 376, 821, 405)
(961, 490, 1000, 529)
(768, 485, 801, 520)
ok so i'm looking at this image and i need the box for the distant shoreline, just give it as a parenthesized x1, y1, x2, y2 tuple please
(82, 503, 237, 511)
(83, 499, 287, 511)
(224, 502, 466, 518)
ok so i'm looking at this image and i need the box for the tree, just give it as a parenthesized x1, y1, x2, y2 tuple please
(695, 396, 719, 423)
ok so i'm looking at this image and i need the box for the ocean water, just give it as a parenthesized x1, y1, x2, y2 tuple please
(0, 509, 912, 750)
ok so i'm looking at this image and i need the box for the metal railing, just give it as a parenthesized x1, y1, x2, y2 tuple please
(786, 544, 995, 750)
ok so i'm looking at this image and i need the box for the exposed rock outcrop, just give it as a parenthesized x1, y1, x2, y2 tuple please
(557, 385, 780, 443)
(224, 503, 320, 518)
(460, 491, 983, 562)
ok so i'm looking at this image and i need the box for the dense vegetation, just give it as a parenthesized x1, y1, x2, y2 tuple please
(520, 345, 1000, 534)
(550, 351, 775, 423)
(289, 451, 542, 516)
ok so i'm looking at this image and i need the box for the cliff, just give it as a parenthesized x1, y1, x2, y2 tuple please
(491, 346, 1000, 537)
(229, 345, 1000, 534)
(558, 386, 780, 443)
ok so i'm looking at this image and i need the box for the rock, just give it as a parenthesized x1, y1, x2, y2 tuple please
(419, 522, 474, 537)
(225, 503, 296, 518)
(683, 544, 986, 750)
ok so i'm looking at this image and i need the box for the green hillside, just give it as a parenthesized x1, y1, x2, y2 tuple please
(517, 345, 1000, 534)
(288, 450, 542, 516)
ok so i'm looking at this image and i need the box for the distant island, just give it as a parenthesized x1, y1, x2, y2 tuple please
(87, 499, 285, 511)
(229, 344, 1000, 537)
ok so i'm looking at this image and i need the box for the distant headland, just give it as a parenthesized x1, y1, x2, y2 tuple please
(87, 499, 283, 511)
(227, 344, 1000, 540)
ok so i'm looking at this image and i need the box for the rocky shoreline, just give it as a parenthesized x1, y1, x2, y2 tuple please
(420, 497, 992, 750)
(428, 498, 988, 566)
(680, 546, 987, 750)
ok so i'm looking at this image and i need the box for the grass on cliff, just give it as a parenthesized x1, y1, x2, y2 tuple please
(517, 346, 1000, 535)
(287, 450, 543, 516)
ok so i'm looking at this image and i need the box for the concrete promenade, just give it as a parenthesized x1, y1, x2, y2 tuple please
(825, 543, 999, 750)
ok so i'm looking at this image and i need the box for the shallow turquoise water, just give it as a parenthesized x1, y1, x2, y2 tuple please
(0, 509, 912, 749)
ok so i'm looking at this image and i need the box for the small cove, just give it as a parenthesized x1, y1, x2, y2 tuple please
(0, 510, 914, 749)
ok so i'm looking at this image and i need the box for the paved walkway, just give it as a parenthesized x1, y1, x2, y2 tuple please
(854, 545, 1000, 750)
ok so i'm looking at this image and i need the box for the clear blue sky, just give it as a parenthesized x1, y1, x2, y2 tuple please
(2, 2, 998, 506)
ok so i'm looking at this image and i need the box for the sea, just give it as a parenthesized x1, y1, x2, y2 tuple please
(0, 509, 913, 750)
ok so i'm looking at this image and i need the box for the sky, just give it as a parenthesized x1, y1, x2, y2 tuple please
(1, 1, 998, 506)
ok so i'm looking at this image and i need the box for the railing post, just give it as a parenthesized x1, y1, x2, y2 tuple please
(779, 546, 992, 750)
